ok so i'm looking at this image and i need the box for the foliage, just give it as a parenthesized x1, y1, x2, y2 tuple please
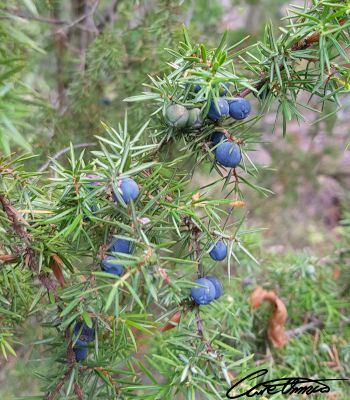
(1, 1, 350, 399)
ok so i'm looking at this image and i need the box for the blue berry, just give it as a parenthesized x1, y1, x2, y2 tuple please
(211, 131, 225, 145)
(101, 256, 124, 276)
(109, 238, 131, 254)
(215, 142, 242, 168)
(113, 178, 139, 204)
(191, 278, 216, 305)
(99, 97, 111, 106)
(193, 84, 201, 93)
(208, 98, 229, 121)
(204, 276, 223, 299)
(73, 339, 88, 362)
(86, 174, 102, 187)
(74, 321, 95, 342)
(228, 98, 251, 120)
(165, 104, 189, 128)
(209, 240, 227, 261)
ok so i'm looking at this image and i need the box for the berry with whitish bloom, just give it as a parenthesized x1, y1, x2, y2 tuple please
(73, 339, 88, 362)
(205, 276, 223, 299)
(229, 98, 251, 120)
(191, 278, 216, 305)
(207, 98, 229, 121)
(109, 238, 131, 254)
(86, 174, 102, 187)
(165, 104, 189, 128)
(101, 256, 124, 276)
(74, 321, 95, 342)
(215, 142, 242, 168)
(211, 131, 225, 145)
(209, 240, 227, 261)
(242, 277, 253, 287)
(113, 178, 139, 204)
(187, 108, 203, 128)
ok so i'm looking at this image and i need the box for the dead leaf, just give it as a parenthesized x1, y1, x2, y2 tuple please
(332, 266, 341, 280)
(51, 254, 65, 288)
(159, 268, 171, 284)
(192, 192, 200, 202)
(160, 310, 182, 332)
(230, 200, 245, 208)
(250, 286, 288, 348)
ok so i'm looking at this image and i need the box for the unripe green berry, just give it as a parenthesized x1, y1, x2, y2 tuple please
(186, 108, 203, 128)
(165, 104, 189, 128)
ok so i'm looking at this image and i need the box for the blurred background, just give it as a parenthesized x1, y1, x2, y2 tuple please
(1, 0, 350, 397)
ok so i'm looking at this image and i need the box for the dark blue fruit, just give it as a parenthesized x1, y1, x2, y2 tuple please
(165, 104, 189, 128)
(101, 256, 124, 276)
(193, 84, 201, 93)
(100, 97, 111, 106)
(205, 276, 223, 299)
(113, 178, 139, 204)
(215, 142, 242, 168)
(208, 98, 229, 121)
(229, 98, 251, 120)
(209, 240, 227, 261)
(86, 174, 102, 187)
(73, 339, 88, 362)
(74, 321, 95, 342)
(109, 238, 131, 254)
(191, 278, 216, 305)
(211, 131, 225, 145)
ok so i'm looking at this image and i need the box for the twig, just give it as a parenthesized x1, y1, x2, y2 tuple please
(74, 382, 84, 400)
(0, 194, 56, 291)
(38, 142, 96, 172)
(61, 0, 99, 32)
(97, 0, 119, 32)
(44, 366, 74, 400)
(183, 216, 204, 277)
(286, 318, 323, 338)
(195, 308, 204, 339)
(0, 13, 68, 24)
(237, 19, 346, 98)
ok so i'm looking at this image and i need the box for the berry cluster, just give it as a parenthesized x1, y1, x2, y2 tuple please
(163, 83, 252, 306)
(73, 176, 139, 362)
(164, 83, 251, 169)
(74, 85, 250, 359)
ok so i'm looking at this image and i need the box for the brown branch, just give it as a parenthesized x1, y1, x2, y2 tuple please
(44, 366, 74, 400)
(0, 254, 17, 262)
(286, 317, 323, 338)
(37, 142, 96, 172)
(0, 194, 31, 246)
(0, 194, 56, 291)
(74, 382, 84, 400)
(183, 215, 204, 278)
(97, 0, 119, 32)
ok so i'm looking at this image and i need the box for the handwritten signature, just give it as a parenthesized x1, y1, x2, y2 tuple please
(226, 369, 348, 398)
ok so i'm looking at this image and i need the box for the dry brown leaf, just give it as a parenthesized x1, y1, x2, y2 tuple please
(250, 286, 288, 348)
(160, 310, 182, 332)
(230, 200, 246, 208)
(192, 192, 200, 202)
(332, 266, 341, 280)
(51, 254, 65, 288)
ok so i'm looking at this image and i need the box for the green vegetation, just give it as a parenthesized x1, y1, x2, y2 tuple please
(0, 1, 350, 399)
